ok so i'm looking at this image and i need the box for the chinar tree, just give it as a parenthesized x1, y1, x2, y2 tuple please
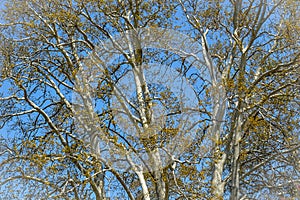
(0, 0, 299, 199)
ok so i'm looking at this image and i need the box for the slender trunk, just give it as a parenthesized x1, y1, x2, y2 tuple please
(210, 86, 227, 198)
(230, 113, 242, 200)
(136, 171, 151, 200)
(151, 149, 166, 199)
(212, 153, 227, 198)
(133, 66, 166, 199)
(229, 95, 246, 200)
(230, 117, 241, 200)
(230, 51, 247, 199)
(202, 39, 227, 198)
(95, 171, 106, 200)
(128, 28, 166, 199)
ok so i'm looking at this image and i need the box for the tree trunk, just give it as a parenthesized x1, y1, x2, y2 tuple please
(230, 113, 243, 200)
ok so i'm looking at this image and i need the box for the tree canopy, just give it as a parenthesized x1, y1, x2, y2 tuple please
(0, 0, 299, 199)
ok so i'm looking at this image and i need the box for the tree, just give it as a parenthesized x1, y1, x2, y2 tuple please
(0, 0, 299, 199)
(179, 0, 300, 199)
